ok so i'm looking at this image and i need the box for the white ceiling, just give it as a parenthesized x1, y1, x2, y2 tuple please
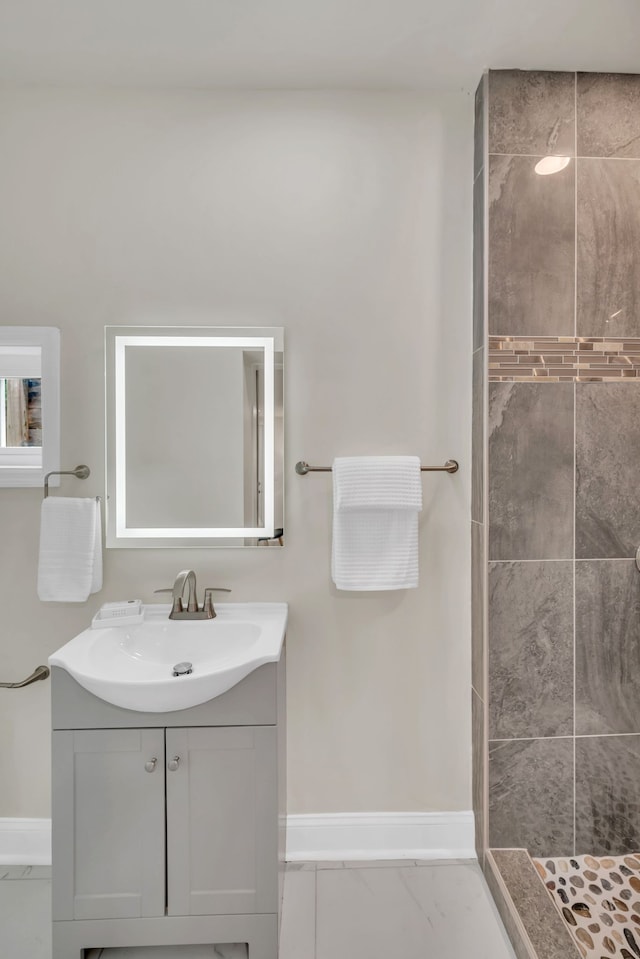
(0, 0, 639, 91)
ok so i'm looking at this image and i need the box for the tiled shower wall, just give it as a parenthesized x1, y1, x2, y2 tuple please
(472, 70, 640, 861)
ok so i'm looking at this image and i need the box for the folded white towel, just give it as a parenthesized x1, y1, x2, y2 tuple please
(331, 456, 422, 591)
(37, 497, 103, 603)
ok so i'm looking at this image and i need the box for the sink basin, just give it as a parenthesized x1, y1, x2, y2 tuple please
(49, 603, 288, 712)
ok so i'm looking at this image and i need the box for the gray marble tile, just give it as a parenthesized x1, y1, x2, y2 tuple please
(488, 70, 575, 157)
(472, 521, 485, 697)
(489, 738, 574, 856)
(576, 560, 640, 735)
(488, 155, 575, 336)
(577, 158, 640, 337)
(472, 688, 486, 860)
(489, 383, 574, 560)
(279, 868, 315, 959)
(576, 382, 640, 558)
(576, 735, 640, 855)
(489, 561, 573, 739)
(490, 850, 581, 959)
(577, 72, 640, 158)
(473, 170, 485, 350)
(475, 74, 486, 178)
(316, 861, 516, 959)
(472, 349, 484, 522)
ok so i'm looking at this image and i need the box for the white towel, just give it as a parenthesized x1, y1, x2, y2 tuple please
(37, 497, 103, 603)
(331, 456, 422, 591)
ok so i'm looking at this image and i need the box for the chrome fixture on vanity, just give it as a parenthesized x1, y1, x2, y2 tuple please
(155, 569, 231, 620)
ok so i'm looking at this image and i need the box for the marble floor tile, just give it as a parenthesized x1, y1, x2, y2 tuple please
(0, 864, 52, 880)
(577, 72, 640, 158)
(0, 861, 516, 959)
(488, 70, 575, 157)
(489, 561, 573, 739)
(279, 868, 315, 959)
(316, 860, 516, 959)
(576, 560, 640, 735)
(0, 877, 51, 959)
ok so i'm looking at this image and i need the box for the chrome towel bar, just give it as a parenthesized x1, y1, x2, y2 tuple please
(0, 665, 50, 688)
(295, 459, 459, 475)
(44, 464, 90, 497)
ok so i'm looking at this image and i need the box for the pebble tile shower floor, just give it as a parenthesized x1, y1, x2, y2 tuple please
(534, 853, 640, 958)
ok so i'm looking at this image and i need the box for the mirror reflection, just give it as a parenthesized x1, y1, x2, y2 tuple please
(0, 329, 59, 486)
(105, 327, 284, 548)
(2, 376, 42, 449)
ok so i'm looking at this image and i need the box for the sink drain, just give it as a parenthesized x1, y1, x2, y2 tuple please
(172, 661, 193, 677)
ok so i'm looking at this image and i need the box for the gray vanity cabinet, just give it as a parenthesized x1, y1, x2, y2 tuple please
(51, 660, 285, 959)
(52, 727, 166, 921)
(166, 725, 277, 918)
(52, 725, 277, 923)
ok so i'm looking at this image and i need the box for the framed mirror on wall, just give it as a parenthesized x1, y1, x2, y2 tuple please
(0, 327, 60, 488)
(105, 326, 284, 548)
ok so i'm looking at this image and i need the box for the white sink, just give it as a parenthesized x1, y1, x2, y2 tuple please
(49, 603, 288, 712)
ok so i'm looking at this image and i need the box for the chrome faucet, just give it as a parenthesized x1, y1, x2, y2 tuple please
(155, 570, 231, 620)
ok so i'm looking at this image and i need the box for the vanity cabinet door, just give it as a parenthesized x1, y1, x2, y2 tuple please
(52, 728, 165, 921)
(166, 725, 278, 917)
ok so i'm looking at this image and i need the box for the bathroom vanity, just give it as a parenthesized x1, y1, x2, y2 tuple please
(49, 604, 286, 959)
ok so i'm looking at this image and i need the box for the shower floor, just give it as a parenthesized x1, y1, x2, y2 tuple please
(533, 853, 640, 958)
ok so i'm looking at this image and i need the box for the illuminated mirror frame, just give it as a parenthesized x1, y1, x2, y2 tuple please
(105, 326, 282, 548)
(0, 327, 60, 488)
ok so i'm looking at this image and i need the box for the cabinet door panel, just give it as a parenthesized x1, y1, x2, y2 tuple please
(166, 726, 277, 917)
(52, 728, 165, 920)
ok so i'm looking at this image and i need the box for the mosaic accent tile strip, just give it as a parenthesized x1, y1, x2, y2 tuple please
(489, 336, 640, 382)
(534, 853, 640, 958)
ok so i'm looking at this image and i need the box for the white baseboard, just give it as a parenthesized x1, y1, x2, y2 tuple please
(286, 811, 476, 862)
(0, 811, 476, 866)
(0, 818, 51, 865)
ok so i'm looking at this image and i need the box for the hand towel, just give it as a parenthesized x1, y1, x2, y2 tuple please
(331, 456, 422, 591)
(37, 497, 103, 603)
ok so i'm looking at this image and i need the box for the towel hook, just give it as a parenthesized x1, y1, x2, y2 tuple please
(44, 465, 91, 498)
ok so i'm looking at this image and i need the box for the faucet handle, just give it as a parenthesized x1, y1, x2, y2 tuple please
(202, 588, 232, 619)
(153, 588, 183, 614)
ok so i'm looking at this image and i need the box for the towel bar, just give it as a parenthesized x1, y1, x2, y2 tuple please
(43, 464, 90, 497)
(295, 459, 459, 475)
(0, 665, 50, 688)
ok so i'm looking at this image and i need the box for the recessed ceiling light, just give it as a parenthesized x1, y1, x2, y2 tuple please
(534, 156, 571, 176)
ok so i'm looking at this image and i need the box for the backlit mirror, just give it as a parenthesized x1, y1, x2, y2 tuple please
(105, 327, 284, 548)
(0, 327, 60, 488)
